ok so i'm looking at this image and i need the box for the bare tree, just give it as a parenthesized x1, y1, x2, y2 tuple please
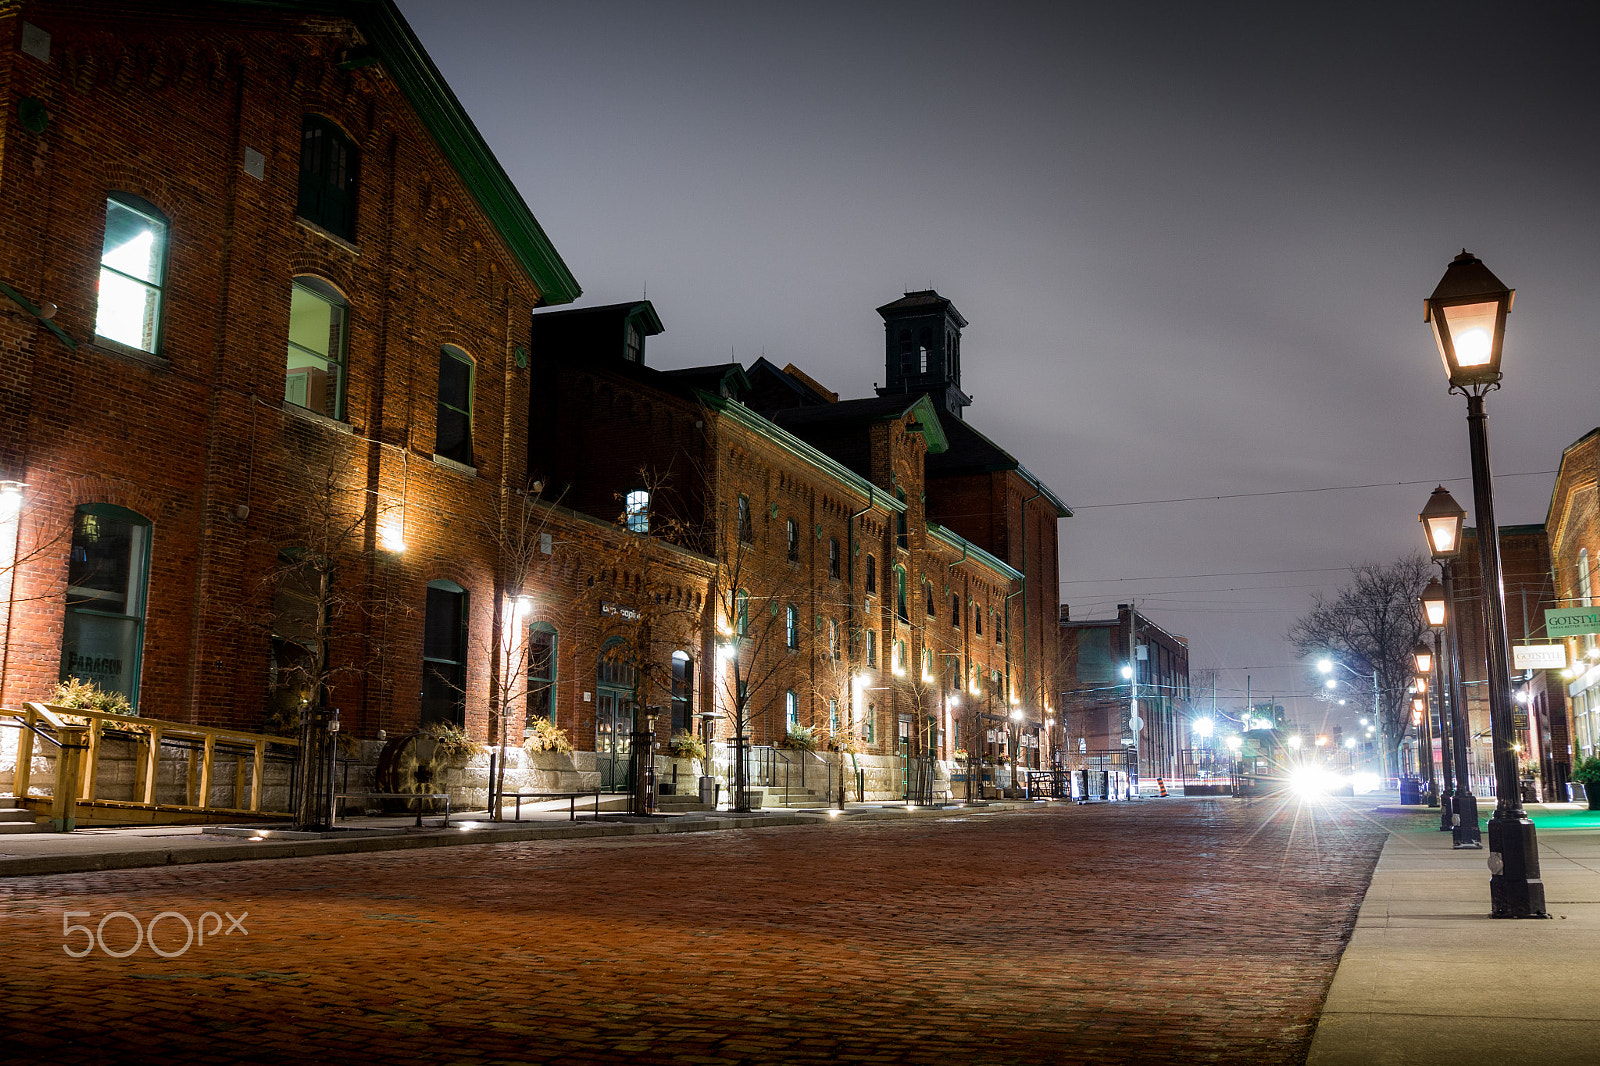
(1288, 554, 1432, 778)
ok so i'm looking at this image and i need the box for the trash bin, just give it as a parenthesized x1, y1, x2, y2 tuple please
(1399, 778, 1423, 805)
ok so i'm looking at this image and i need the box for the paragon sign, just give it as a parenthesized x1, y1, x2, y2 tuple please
(1545, 607, 1600, 639)
(1512, 644, 1568, 671)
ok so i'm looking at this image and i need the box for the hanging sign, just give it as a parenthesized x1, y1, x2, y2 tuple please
(1513, 644, 1568, 670)
(1545, 607, 1600, 638)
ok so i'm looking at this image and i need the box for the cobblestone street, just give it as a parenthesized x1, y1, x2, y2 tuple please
(0, 798, 1392, 1065)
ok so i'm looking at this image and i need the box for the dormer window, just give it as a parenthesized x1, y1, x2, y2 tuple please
(625, 322, 643, 363)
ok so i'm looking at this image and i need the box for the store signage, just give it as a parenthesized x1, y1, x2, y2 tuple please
(600, 601, 641, 621)
(1513, 644, 1567, 670)
(1545, 607, 1600, 638)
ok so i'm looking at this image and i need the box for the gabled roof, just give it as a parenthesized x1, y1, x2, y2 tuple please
(256, 0, 580, 305)
(661, 362, 751, 398)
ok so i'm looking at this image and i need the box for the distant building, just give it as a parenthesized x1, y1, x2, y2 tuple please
(1547, 427, 1600, 785)
(1058, 603, 1189, 781)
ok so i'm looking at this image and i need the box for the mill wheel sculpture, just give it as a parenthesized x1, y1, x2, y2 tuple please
(374, 732, 447, 815)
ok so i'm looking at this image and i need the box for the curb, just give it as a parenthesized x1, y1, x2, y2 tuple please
(0, 801, 1043, 879)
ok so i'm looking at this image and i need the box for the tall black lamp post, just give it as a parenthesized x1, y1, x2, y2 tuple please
(1411, 645, 1439, 807)
(1420, 543, 1482, 848)
(1418, 578, 1458, 834)
(1422, 252, 1544, 916)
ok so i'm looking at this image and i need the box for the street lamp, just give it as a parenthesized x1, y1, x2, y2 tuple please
(1423, 252, 1542, 916)
(1419, 504, 1480, 846)
(1412, 643, 1438, 807)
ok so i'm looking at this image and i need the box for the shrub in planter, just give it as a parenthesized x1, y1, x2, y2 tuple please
(1571, 756, 1600, 807)
(782, 724, 817, 752)
(668, 730, 707, 764)
(50, 677, 133, 717)
(522, 716, 573, 755)
(420, 720, 485, 761)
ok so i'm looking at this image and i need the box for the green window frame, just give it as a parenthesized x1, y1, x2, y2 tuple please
(285, 277, 349, 420)
(61, 504, 152, 710)
(298, 115, 359, 241)
(786, 690, 799, 732)
(527, 622, 557, 726)
(96, 194, 168, 355)
(421, 579, 468, 728)
(895, 566, 908, 622)
(436, 344, 474, 466)
(786, 605, 798, 649)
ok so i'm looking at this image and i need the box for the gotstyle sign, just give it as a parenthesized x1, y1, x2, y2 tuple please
(1545, 607, 1600, 639)
(1512, 644, 1568, 671)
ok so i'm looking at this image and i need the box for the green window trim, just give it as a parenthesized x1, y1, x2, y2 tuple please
(61, 503, 152, 711)
(436, 344, 475, 466)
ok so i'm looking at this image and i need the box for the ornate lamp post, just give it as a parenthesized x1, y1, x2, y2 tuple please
(1420, 497, 1481, 847)
(1412, 644, 1439, 807)
(1423, 252, 1543, 915)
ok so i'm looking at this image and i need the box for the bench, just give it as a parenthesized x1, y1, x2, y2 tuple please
(501, 790, 602, 822)
(336, 791, 451, 827)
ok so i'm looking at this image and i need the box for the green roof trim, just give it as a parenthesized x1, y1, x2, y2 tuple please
(1014, 462, 1072, 517)
(237, 0, 580, 305)
(697, 391, 905, 514)
(927, 521, 1023, 583)
(903, 395, 948, 454)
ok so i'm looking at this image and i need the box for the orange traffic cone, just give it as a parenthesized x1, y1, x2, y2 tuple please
(1157, 777, 1169, 797)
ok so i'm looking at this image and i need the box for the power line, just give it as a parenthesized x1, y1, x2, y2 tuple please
(1068, 469, 1556, 510)
(1062, 566, 1350, 585)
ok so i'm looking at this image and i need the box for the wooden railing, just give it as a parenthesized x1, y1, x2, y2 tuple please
(3, 702, 299, 820)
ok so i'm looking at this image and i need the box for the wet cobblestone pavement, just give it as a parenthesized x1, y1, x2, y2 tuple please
(0, 797, 1392, 1064)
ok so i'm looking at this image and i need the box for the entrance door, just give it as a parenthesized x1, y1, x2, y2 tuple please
(595, 693, 634, 792)
(596, 645, 637, 792)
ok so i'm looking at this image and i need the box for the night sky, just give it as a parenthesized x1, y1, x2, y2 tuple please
(396, 1, 1600, 734)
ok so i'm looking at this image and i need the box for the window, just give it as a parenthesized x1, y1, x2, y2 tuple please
(866, 704, 876, 744)
(435, 345, 474, 465)
(268, 550, 319, 725)
(1582, 550, 1595, 656)
(624, 322, 643, 363)
(975, 610, 983, 637)
(893, 639, 906, 676)
(786, 604, 798, 649)
(421, 580, 468, 727)
(298, 115, 359, 240)
(926, 583, 936, 617)
(951, 595, 961, 628)
(829, 699, 840, 733)
(96, 195, 167, 354)
(866, 628, 877, 667)
(285, 278, 348, 419)
(896, 490, 908, 549)
(671, 651, 693, 734)
(895, 566, 908, 622)
(625, 489, 650, 534)
(996, 612, 1003, 645)
(864, 555, 876, 595)
(61, 504, 151, 709)
(829, 618, 840, 660)
(786, 518, 799, 562)
(737, 495, 752, 544)
(786, 690, 799, 732)
(922, 647, 933, 680)
(828, 538, 840, 579)
(736, 589, 750, 636)
(527, 623, 557, 726)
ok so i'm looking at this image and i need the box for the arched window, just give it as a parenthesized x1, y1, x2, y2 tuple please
(895, 566, 908, 622)
(421, 580, 468, 727)
(526, 622, 557, 726)
(925, 582, 936, 617)
(61, 504, 152, 708)
(436, 345, 474, 466)
(625, 489, 650, 533)
(286, 277, 348, 419)
(785, 690, 799, 732)
(298, 115, 359, 240)
(786, 604, 798, 649)
(975, 610, 983, 637)
(96, 194, 167, 354)
(951, 595, 961, 629)
(671, 650, 693, 733)
(864, 554, 876, 595)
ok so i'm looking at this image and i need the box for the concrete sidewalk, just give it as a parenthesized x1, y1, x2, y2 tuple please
(0, 797, 1039, 878)
(1309, 801, 1600, 1065)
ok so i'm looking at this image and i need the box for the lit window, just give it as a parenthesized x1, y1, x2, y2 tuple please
(786, 690, 799, 732)
(671, 651, 693, 733)
(736, 590, 749, 636)
(298, 116, 359, 240)
(527, 624, 557, 725)
(829, 699, 839, 733)
(96, 195, 167, 354)
(625, 489, 650, 533)
(786, 605, 798, 649)
(866, 628, 877, 667)
(895, 566, 908, 622)
(61, 504, 151, 709)
(436, 345, 473, 466)
(285, 278, 348, 419)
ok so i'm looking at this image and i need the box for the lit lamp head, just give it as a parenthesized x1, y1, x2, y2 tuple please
(1419, 578, 1448, 629)
(1424, 250, 1513, 389)
(1412, 697, 1425, 726)
(1412, 643, 1433, 675)
(1418, 486, 1467, 562)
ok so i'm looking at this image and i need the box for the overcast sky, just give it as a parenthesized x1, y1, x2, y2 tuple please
(397, 0, 1600, 732)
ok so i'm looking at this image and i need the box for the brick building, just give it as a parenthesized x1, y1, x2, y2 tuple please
(1058, 603, 1190, 781)
(1450, 523, 1568, 799)
(1547, 427, 1600, 781)
(0, 0, 583, 744)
